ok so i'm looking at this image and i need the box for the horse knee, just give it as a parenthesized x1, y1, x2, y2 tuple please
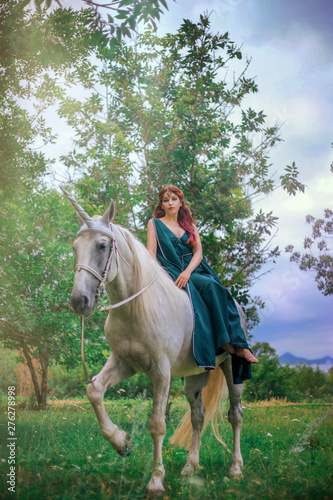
(149, 413, 166, 438)
(86, 380, 103, 405)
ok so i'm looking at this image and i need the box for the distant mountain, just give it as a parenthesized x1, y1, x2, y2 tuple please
(279, 352, 333, 366)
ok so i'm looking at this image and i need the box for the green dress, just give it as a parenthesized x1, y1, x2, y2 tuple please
(153, 218, 252, 384)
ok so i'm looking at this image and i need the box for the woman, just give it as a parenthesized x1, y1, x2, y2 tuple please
(147, 185, 258, 383)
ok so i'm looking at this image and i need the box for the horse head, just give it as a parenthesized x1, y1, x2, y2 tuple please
(61, 187, 115, 316)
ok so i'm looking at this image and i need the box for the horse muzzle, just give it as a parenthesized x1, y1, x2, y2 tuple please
(71, 291, 95, 316)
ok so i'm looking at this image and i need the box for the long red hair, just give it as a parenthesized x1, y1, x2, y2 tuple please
(153, 185, 197, 246)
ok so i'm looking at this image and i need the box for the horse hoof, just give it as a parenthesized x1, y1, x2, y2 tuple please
(230, 468, 243, 478)
(117, 435, 132, 457)
(181, 464, 195, 476)
(145, 489, 165, 499)
(146, 467, 165, 498)
(145, 483, 165, 498)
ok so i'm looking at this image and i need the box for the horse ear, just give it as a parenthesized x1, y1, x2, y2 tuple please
(101, 199, 115, 226)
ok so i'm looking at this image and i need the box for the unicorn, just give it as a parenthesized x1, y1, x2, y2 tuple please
(62, 188, 245, 497)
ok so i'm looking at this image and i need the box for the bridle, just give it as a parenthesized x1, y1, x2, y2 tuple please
(75, 224, 158, 382)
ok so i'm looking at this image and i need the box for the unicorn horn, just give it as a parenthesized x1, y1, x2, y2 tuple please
(60, 186, 93, 227)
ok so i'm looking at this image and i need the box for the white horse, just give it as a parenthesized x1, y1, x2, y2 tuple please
(62, 189, 245, 497)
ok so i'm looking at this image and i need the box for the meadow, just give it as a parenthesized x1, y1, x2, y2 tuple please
(0, 397, 332, 500)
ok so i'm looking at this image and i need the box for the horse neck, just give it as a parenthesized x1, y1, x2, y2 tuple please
(105, 225, 134, 303)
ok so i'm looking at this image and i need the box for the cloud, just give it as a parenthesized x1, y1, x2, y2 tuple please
(237, 0, 333, 48)
(251, 252, 333, 358)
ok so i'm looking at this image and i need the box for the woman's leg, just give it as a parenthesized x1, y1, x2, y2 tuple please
(190, 273, 258, 364)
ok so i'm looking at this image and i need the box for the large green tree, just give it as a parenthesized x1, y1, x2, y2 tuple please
(0, 185, 110, 408)
(0, 0, 98, 194)
(59, 15, 304, 327)
(1, 0, 168, 194)
(0, 8, 306, 405)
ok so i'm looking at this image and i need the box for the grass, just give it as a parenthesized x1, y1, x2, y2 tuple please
(0, 397, 332, 499)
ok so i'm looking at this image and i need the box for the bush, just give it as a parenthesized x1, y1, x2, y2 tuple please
(48, 364, 184, 401)
(242, 354, 297, 402)
(48, 364, 87, 399)
(0, 347, 18, 393)
(288, 363, 333, 400)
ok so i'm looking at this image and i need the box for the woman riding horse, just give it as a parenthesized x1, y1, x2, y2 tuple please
(147, 185, 258, 383)
(62, 185, 253, 494)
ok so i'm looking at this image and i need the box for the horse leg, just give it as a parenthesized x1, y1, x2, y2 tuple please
(220, 356, 243, 476)
(86, 353, 134, 455)
(146, 360, 171, 497)
(182, 371, 210, 475)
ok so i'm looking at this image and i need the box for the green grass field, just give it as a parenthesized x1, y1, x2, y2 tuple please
(0, 397, 332, 499)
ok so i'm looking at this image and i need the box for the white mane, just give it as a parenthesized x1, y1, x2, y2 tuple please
(116, 225, 180, 326)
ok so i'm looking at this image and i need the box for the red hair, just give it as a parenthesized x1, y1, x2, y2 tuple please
(153, 185, 198, 246)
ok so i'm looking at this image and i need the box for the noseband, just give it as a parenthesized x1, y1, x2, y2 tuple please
(74, 225, 118, 299)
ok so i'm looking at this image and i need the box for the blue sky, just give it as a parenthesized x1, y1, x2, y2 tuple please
(59, 1, 333, 359)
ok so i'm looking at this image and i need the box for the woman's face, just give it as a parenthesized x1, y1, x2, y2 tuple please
(161, 192, 181, 216)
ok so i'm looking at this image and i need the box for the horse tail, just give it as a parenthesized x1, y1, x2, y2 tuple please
(169, 366, 230, 451)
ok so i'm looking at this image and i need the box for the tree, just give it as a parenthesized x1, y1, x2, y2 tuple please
(0, 1, 98, 194)
(0, 10, 305, 404)
(58, 15, 304, 327)
(286, 208, 333, 296)
(242, 342, 293, 401)
(0, 185, 110, 408)
(1, 0, 168, 193)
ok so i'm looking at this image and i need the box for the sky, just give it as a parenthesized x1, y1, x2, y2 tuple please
(57, 0, 333, 360)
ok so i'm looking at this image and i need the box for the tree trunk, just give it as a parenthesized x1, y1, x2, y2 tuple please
(39, 347, 49, 410)
(21, 342, 42, 408)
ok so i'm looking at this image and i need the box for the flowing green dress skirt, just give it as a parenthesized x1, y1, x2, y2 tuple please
(153, 218, 252, 383)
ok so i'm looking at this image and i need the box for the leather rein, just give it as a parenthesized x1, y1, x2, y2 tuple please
(76, 225, 158, 382)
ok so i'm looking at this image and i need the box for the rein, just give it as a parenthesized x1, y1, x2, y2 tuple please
(77, 230, 158, 382)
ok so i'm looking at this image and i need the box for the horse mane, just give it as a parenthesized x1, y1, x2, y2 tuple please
(116, 225, 179, 326)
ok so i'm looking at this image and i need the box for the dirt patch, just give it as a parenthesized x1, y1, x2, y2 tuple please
(48, 400, 89, 406)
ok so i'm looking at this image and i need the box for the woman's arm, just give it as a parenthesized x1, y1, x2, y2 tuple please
(146, 219, 157, 259)
(175, 226, 203, 289)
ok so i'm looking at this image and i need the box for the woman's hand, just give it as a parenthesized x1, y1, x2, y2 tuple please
(175, 269, 191, 289)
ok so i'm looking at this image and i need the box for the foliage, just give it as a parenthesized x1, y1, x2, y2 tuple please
(0, 0, 97, 193)
(48, 365, 184, 400)
(243, 342, 333, 402)
(280, 161, 306, 196)
(0, 400, 332, 499)
(0, 345, 18, 393)
(243, 342, 294, 402)
(286, 208, 333, 295)
(0, 7, 306, 406)
(58, 14, 304, 327)
(25, 0, 170, 43)
(0, 184, 111, 407)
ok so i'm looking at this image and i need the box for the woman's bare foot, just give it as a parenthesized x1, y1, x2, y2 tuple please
(236, 347, 259, 363)
(221, 343, 259, 363)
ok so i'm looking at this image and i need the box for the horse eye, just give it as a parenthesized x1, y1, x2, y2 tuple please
(99, 242, 107, 251)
